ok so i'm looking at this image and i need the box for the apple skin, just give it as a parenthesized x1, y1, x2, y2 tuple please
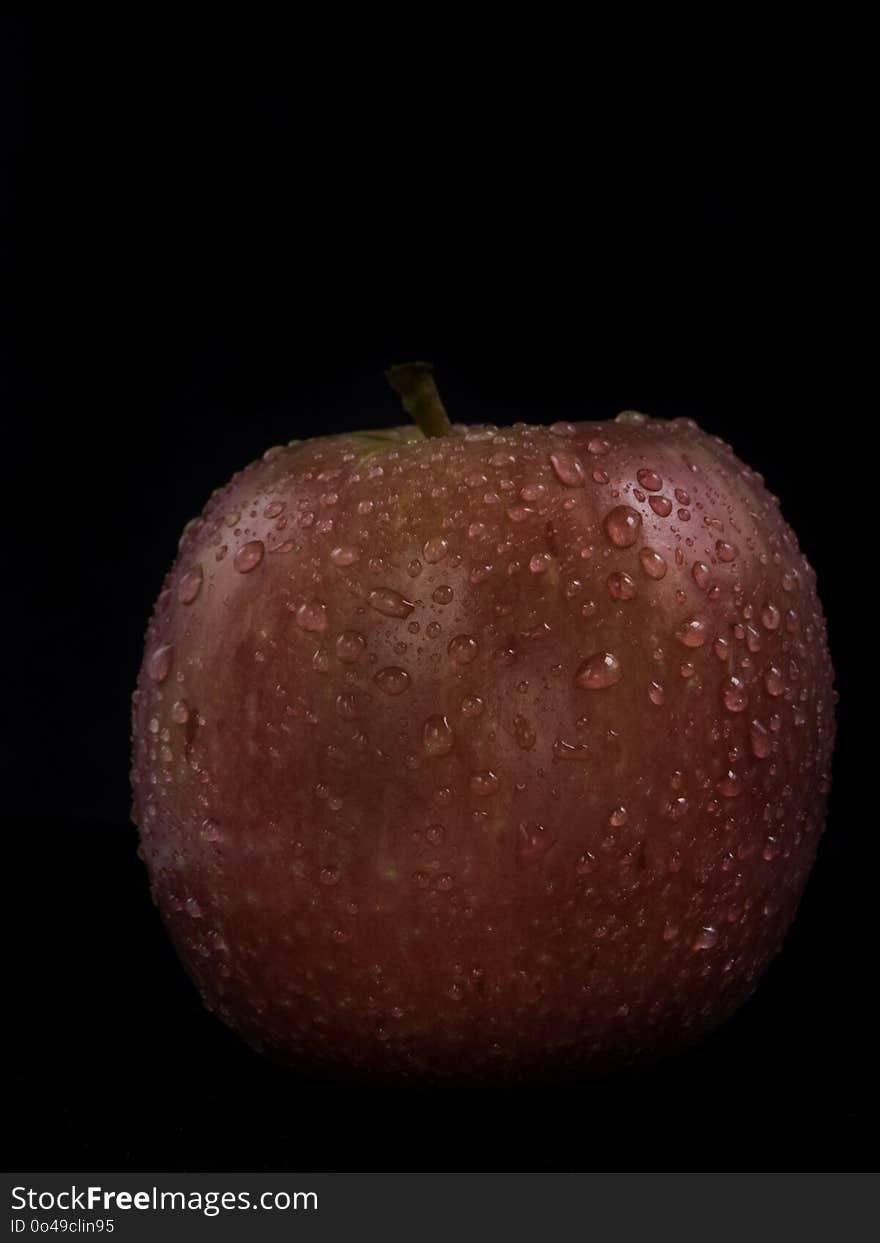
(131, 412, 835, 1081)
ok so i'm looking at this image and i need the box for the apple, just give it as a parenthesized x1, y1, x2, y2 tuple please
(131, 364, 835, 1081)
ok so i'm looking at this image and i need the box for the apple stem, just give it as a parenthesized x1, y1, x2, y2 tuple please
(385, 362, 452, 438)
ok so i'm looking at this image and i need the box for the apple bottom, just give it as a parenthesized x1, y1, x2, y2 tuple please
(152, 851, 812, 1083)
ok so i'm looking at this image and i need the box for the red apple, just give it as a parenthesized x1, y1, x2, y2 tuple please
(131, 365, 835, 1080)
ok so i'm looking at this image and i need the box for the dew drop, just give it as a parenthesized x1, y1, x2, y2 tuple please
(607, 571, 637, 601)
(761, 602, 781, 631)
(516, 822, 556, 865)
(722, 675, 749, 712)
(750, 719, 772, 758)
(374, 666, 411, 695)
(530, 552, 552, 574)
(368, 587, 415, 618)
(549, 421, 577, 437)
(717, 770, 741, 798)
(470, 770, 500, 797)
(179, 565, 204, 604)
(603, 505, 642, 547)
(550, 451, 585, 487)
(587, 437, 611, 455)
(574, 651, 622, 690)
(713, 636, 731, 662)
(675, 616, 708, 648)
(609, 806, 628, 827)
(716, 540, 738, 563)
(233, 540, 265, 573)
(765, 664, 785, 696)
(319, 865, 341, 887)
(296, 599, 328, 632)
(639, 547, 667, 579)
(330, 544, 360, 567)
(448, 634, 479, 665)
(693, 926, 718, 951)
(514, 715, 537, 750)
(423, 536, 449, 563)
(171, 700, 190, 724)
(636, 468, 663, 491)
(692, 562, 711, 590)
(148, 644, 173, 683)
(336, 630, 366, 663)
(423, 714, 454, 756)
(648, 495, 673, 517)
(649, 680, 665, 706)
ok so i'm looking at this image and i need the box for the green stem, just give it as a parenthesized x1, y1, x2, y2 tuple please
(385, 361, 451, 438)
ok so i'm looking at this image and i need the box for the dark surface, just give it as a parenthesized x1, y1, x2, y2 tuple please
(3, 16, 869, 1171)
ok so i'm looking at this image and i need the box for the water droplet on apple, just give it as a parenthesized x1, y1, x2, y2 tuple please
(448, 634, 479, 665)
(693, 926, 718, 950)
(513, 715, 536, 750)
(609, 806, 628, 826)
(470, 770, 500, 797)
(319, 865, 341, 886)
(461, 695, 484, 717)
(432, 585, 454, 605)
(636, 468, 663, 491)
(179, 565, 203, 604)
(761, 602, 781, 631)
(608, 571, 637, 601)
(576, 851, 598, 875)
(336, 630, 366, 663)
(530, 552, 552, 573)
(516, 822, 555, 865)
(264, 500, 286, 519)
(765, 664, 785, 696)
(574, 651, 622, 690)
(750, 719, 772, 758)
(423, 536, 449, 563)
(330, 544, 360, 567)
(603, 505, 642, 547)
(587, 436, 611, 455)
(717, 770, 741, 797)
(649, 680, 665, 706)
(692, 562, 711, 590)
(675, 617, 708, 647)
(171, 700, 190, 724)
(550, 451, 585, 487)
(148, 644, 173, 683)
(374, 666, 411, 695)
(616, 410, 648, 424)
(716, 540, 738, 563)
(722, 675, 749, 712)
(648, 495, 673, 517)
(296, 600, 328, 632)
(423, 714, 454, 756)
(549, 421, 577, 437)
(639, 548, 667, 579)
(368, 587, 415, 618)
(233, 540, 265, 573)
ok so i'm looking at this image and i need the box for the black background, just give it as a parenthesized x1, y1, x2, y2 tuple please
(3, 17, 870, 1171)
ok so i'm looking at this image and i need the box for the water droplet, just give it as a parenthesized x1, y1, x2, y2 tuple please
(264, 500, 286, 519)
(368, 587, 415, 618)
(296, 599, 328, 632)
(649, 680, 665, 706)
(423, 714, 454, 756)
(233, 540, 265, 573)
(336, 630, 366, 663)
(648, 495, 673, 517)
(374, 666, 411, 695)
(750, 719, 772, 758)
(516, 822, 556, 865)
(319, 865, 341, 886)
(764, 664, 785, 696)
(722, 675, 749, 712)
(717, 770, 741, 798)
(587, 437, 611, 455)
(761, 602, 781, 630)
(608, 571, 637, 601)
(693, 926, 718, 951)
(171, 700, 190, 724)
(148, 644, 173, 683)
(423, 536, 449, 563)
(179, 565, 203, 604)
(461, 695, 484, 717)
(603, 505, 642, 547)
(616, 410, 648, 424)
(692, 562, 711, 590)
(470, 770, 500, 797)
(448, 634, 479, 665)
(675, 616, 708, 648)
(609, 806, 628, 827)
(520, 481, 547, 502)
(514, 715, 537, 750)
(716, 540, 738, 563)
(330, 544, 360, 567)
(574, 651, 622, 690)
(636, 468, 663, 491)
(549, 421, 577, 437)
(550, 451, 585, 487)
(662, 921, 679, 942)
(530, 552, 552, 574)
(639, 547, 667, 579)
(714, 636, 731, 662)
